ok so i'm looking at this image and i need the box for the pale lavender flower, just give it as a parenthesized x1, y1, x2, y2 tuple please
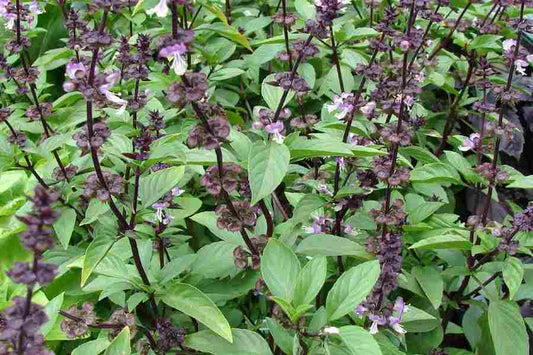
(159, 43, 188, 76)
(318, 183, 333, 196)
(503, 39, 516, 52)
(360, 101, 376, 117)
(265, 121, 285, 144)
(147, 0, 169, 17)
(326, 92, 355, 119)
(99, 72, 128, 114)
(459, 133, 480, 152)
(171, 187, 184, 196)
(153, 201, 171, 224)
(368, 298, 408, 335)
(66, 62, 87, 80)
(515, 59, 528, 76)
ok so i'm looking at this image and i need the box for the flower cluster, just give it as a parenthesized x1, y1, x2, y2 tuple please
(252, 107, 291, 143)
(187, 106, 231, 150)
(18, 186, 60, 253)
(83, 171, 124, 202)
(156, 318, 185, 351)
(233, 235, 268, 269)
(215, 201, 258, 232)
(167, 72, 209, 107)
(0, 297, 51, 354)
(108, 309, 136, 340)
(200, 163, 244, 195)
(60, 303, 96, 339)
(72, 122, 111, 153)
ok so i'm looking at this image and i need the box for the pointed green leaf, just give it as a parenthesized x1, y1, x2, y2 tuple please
(104, 326, 130, 355)
(293, 256, 327, 308)
(503, 257, 523, 300)
(53, 208, 77, 249)
(248, 141, 290, 205)
(339, 326, 383, 355)
(489, 300, 529, 355)
(409, 235, 473, 250)
(161, 283, 233, 342)
(41, 292, 64, 337)
(295, 234, 372, 259)
(326, 260, 380, 321)
(413, 266, 444, 309)
(261, 239, 301, 301)
(185, 329, 272, 355)
(139, 166, 185, 209)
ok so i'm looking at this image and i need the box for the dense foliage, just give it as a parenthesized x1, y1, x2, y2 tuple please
(1, 0, 533, 353)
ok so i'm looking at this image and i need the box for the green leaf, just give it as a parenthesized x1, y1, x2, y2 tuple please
(192, 242, 239, 279)
(326, 260, 380, 321)
(288, 138, 354, 160)
(444, 151, 476, 182)
(161, 283, 233, 342)
(185, 329, 273, 355)
(261, 239, 301, 301)
(41, 292, 64, 337)
(80, 199, 109, 226)
(210, 68, 245, 81)
(53, 208, 77, 249)
(339, 326, 383, 355)
(190, 211, 243, 244)
(507, 176, 533, 189)
(402, 305, 439, 333)
(266, 318, 294, 355)
(399, 146, 440, 164)
(470, 35, 503, 50)
(409, 202, 445, 224)
(72, 338, 111, 355)
(413, 266, 444, 309)
(158, 254, 197, 284)
(248, 141, 290, 205)
(261, 73, 295, 111)
(292, 194, 327, 225)
(409, 235, 473, 250)
(104, 326, 130, 355)
(295, 0, 316, 21)
(503, 257, 523, 300)
(81, 222, 117, 286)
(293, 256, 327, 308)
(489, 301, 529, 355)
(196, 23, 252, 51)
(410, 163, 460, 184)
(295, 234, 372, 259)
(139, 166, 185, 209)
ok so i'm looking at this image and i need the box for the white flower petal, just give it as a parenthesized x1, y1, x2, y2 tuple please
(392, 323, 407, 334)
(147, 0, 169, 18)
(171, 53, 188, 76)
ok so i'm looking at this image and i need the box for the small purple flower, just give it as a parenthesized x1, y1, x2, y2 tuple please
(152, 201, 171, 224)
(459, 133, 480, 152)
(326, 92, 354, 119)
(99, 72, 128, 114)
(159, 43, 188, 76)
(360, 101, 376, 117)
(355, 304, 367, 318)
(171, 187, 184, 196)
(317, 183, 333, 196)
(515, 59, 529, 76)
(389, 297, 407, 334)
(66, 62, 87, 80)
(265, 121, 285, 144)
